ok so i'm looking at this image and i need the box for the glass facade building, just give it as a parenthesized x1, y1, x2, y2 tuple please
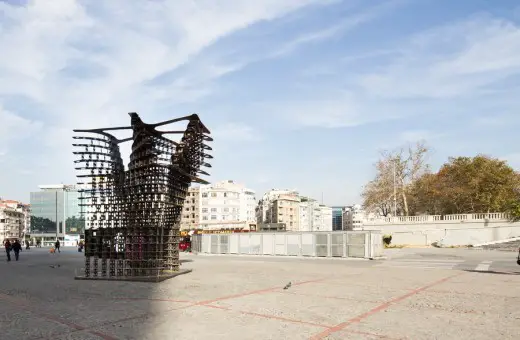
(331, 206, 345, 231)
(29, 185, 85, 245)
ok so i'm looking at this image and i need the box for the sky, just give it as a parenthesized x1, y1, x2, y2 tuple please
(0, 0, 519, 206)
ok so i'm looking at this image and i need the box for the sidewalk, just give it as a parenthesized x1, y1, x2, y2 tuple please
(1, 249, 518, 339)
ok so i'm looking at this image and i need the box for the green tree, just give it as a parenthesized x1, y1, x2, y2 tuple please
(422, 155, 520, 214)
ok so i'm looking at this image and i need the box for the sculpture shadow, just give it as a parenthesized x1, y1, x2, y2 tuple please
(463, 269, 520, 275)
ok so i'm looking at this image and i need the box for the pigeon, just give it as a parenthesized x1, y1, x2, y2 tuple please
(49, 264, 61, 269)
(283, 282, 292, 290)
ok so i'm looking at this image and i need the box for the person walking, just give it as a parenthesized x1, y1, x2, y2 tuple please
(25, 240, 30, 250)
(12, 240, 22, 261)
(4, 240, 12, 262)
(55, 239, 61, 253)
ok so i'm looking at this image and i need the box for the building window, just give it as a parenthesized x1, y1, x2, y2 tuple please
(223, 208, 229, 213)
(202, 208, 208, 213)
(223, 192, 227, 197)
(211, 193, 217, 197)
(211, 215, 217, 220)
(202, 193, 208, 198)
(202, 216, 208, 220)
(211, 208, 217, 212)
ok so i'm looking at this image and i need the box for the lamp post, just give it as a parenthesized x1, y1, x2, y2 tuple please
(393, 160, 397, 217)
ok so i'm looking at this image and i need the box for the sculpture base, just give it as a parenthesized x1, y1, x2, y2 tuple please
(74, 269, 192, 282)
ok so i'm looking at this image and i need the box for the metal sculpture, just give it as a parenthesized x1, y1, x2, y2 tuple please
(72, 113, 212, 281)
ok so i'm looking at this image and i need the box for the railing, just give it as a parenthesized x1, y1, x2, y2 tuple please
(363, 212, 510, 225)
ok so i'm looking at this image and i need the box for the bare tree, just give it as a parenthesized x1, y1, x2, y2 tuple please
(361, 158, 395, 216)
(363, 141, 430, 216)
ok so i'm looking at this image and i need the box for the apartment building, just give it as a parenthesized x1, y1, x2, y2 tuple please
(0, 200, 30, 238)
(343, 205, 366, 230)
(180, 187, 200, 230)
(257, 191, 333, 232)
(266, 193, 301, 231)
(197, 180, 256, 231)
(0, 202, 25, 240)
(256, 189, 299, 226)
(298, 197, 333, 232)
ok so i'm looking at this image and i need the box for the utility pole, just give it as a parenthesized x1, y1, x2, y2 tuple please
(55, 190, 58, 241)
(393, 160, 397, 217)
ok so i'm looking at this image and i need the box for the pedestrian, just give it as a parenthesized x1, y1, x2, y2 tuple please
(12, 240, 22, 261)
(4, 240, 12, 262)
(55, 239, 61, 253)
(25, 240, 30, 250)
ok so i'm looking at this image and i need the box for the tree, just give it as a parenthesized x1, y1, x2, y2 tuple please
(418, 155, 520, 214)
(362, 141, 430, 216)
(407, 173, 444, 215)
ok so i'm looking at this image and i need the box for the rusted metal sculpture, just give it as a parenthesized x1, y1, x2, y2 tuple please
(72, 113, 212, 281)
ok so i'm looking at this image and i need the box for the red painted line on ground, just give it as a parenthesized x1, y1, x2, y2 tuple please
(309, 272, 464, 340)
(111, 297, 192, 303)
(343, 330, 404, 339)
(281, 291, 382, 304)
(0, 293, 118, 340)
(204, 304, 331, 328)
(204, 304, 397, 339)
(196, 278, 327, 305)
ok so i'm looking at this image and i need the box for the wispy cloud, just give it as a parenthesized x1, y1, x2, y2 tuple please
(211, 122, 261, 142)
(359, 15, 520, 99)
(281, 14, 520, 129)
(269, 0, 406, 58)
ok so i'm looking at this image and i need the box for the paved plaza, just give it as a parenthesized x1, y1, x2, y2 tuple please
(1, 247, 519, 339)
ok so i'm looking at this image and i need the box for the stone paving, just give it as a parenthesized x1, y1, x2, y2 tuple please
(1, 248, 519, 339)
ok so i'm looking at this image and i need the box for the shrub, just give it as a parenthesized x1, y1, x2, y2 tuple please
(382, 234, 392, 246)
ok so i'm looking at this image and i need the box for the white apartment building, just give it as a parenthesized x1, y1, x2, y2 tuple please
(198, 180, 256, 231)
(0, 202, 25, 240)
(318, 206, 333, 231)
(343, 205, 366, 230)
(299, 197, 333, 232)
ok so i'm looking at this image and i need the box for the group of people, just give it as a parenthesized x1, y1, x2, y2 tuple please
(4, 239, 22, 261)
(4, 239, 64, 261)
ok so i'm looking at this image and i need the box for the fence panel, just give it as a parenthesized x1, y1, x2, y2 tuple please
(229, 234, 239, 254)
(196, 231, 380, 259)
(301, 233, 314, 256)
(250, 234, 262, 255)
(330, 233, 344, 257)
(287, 234, 300, 256)
(219, 235, 229, 254)
(262, 234, 274, 255)
(347, 232, 366, 258)
(274, 234, 285, 255)
(315, 233, 328, 257)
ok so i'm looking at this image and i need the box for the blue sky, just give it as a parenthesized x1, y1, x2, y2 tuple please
(0, 0, 519, 205)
